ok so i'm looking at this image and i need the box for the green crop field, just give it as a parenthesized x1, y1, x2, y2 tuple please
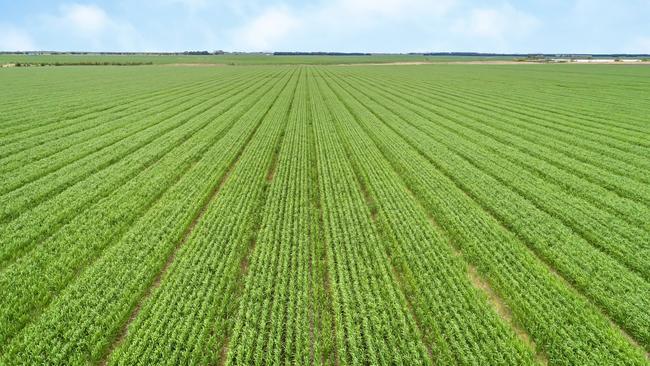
(0, 53, 515, 66)
(0, 63, 649, 365)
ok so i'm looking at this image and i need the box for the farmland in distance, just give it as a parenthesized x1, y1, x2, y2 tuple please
(0, 63, 649, 365)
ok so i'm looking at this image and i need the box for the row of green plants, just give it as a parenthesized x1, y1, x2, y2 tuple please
(341, 73, 650, 277)
(0, 73, 267, 269)
(106, 69, 299, 364)
(355, 71, 650, 191)
(0, 67, 225, 134)
(225, 71, 329, 364)
(364, 70, 650, 184)
(0, 70, 290, 361)
(0, 74, 256, 230)
(308, 72, 434, 365)
(315, 71, 539, 364)
(0, 74, 232, 166)
(360, 73, 650, 228)
(424, 68, 650, 136)
(10, 61, 154, 67)
(0, 64, 647, 364)
(375, 65, 649, 133)
(321, 70, 648, 363)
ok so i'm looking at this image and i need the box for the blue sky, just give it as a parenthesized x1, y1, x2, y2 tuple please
(1, 0, 649, 53)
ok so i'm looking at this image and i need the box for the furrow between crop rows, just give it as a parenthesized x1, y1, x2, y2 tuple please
(0, 70, 292, 353)
(103, 68, 298, 365)
(318, 70, 648, 363)
(0, 72, 277, 270)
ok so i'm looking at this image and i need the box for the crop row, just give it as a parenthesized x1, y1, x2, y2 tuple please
(400, 75, 650, 170)
(104, 69, 299, 365)
(422, 67, 650, 134)
(0, 70, 177, 135)
(224, 69, 331, 365)
(308, 70, 435, 365)
(0, 71, 277, 271)
(419, 73, 650, 146)
(334, 72, 650, 279)
(353, 72, 650, 187)
(0, 72, 259, 183)
(345, 72, 650, 219)
(390, 65, 650, 132)
(313, 70, 539, 364)
(328, 69, 650, 351)
(0, 69, 292, 354)
(360, 76, 650, 220)
(354, 78, 650, 229)
(319, 70, 648, 364)
(0, 74, 229, 171)
(0, 70, 265, 229)
(0, 67, 229, 135)
(1, 64, 647, 365)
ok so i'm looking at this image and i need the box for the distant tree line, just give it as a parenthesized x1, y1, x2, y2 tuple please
(273, 52, 372, 56)
(11, 61, 154, 67)
(2, 51, 648, 58)
(407, 52, 650, 58)
(0, 51, 225, 56)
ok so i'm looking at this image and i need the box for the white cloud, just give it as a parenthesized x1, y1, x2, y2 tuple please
(452, 3, 540, 40)
(229, 0, 457, 51)
(61, 4, 110, 33)
(316, 0, 457, 33)
(231, 6, 301, 51)
(166, 0, 209, 12)
(0, 25, 36, 51)
(334, 0, 455, 23)
(38, 3, 142, 51)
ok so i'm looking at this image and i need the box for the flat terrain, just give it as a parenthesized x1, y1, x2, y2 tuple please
(0, 63, 649, 365)
(0, 53, 515, 66)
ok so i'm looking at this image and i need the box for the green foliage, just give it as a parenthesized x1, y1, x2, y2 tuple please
(0, 53, 515, 66)
(0, 64, 648, 365)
